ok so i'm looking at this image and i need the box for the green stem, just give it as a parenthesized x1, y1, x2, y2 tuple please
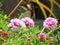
(46, 29, 54, 36)
(18, 13, 24, 19)
(32, 0, 56, 18)
(0, 37, 5, 41)
(41, 27, 45, 33)
(49, 0, 53, 16)
(0, 26, 5, 31)
(46, 25, 60, 36)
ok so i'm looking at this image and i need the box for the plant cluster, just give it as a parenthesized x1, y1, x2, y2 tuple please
(0, 13, 60, 45)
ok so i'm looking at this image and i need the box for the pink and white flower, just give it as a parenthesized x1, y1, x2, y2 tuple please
(8, 18, 26, 30)
(38, 33, 46, 41)
(21, 17, 34, 28)
(43, 17, 58, 30)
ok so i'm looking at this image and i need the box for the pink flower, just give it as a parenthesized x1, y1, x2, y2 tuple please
(49, 42, 53, 45)
(43, 17, 58, 30)
(8, 18, 26, 30)
(38, 33, 46, 41)
(21, 17, 34, 28)
(2, 31, 8, 38)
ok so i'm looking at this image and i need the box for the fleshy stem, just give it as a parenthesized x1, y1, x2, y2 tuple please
(49, 0, 53, 17)
(0, 26, 5, 31)
(18, 13, 24, 19)
(54, 1, 60, 9)
(46, 25, 60, 36)
(41, 27, 45, 33)
(0, 37, 5, 42)
(32, 0, 56, 18)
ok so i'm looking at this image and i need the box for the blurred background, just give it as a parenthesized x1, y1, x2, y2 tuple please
(0, 0, 60, 22)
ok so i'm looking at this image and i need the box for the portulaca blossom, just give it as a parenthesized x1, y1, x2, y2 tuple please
(21, 17, 34, 28)
(43, 17, 58, 30)
(8, 18, 26, 30)
(38, 33, 46, 41)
